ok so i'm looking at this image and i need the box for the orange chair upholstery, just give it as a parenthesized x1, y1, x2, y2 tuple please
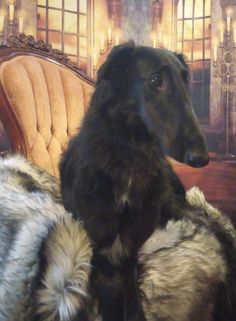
(0, 35, 94, 177)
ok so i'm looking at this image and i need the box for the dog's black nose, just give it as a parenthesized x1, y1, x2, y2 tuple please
(184, 151, 209, 168)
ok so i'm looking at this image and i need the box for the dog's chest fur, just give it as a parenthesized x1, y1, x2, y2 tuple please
(117, 175, 132, 208)
(110, 141, 161, 212)
(113, 168, 156, 212)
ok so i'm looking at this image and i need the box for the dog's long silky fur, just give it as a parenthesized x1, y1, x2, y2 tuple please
(0, 154, 235, 321)
(60, 42, 236, 321)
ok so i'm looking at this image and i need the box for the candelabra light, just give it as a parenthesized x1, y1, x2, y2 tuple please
(93, 26, 121, 78)
(152, 28, 163, 48)
(151, 0, 163, 48)
(0, 1, 24, 46)
(213, 8, 236, 158)
(92, 0, 122, 77)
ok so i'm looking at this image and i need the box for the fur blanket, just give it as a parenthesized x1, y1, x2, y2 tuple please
(0, 154, 235, 321)
(0, 155, 92, 321)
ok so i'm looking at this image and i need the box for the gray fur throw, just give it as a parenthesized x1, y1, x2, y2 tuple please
(0, 155, 235, 321)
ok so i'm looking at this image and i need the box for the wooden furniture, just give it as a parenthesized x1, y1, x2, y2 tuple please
(173, 159, 236, 221)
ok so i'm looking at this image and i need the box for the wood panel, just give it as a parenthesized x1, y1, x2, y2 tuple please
(173, 159, 236, 224)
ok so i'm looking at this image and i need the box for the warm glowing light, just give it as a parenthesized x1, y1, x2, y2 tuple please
(152, 37, 157, 48)
(108, 27, 112, 44)
(80, 15, 87, 36)
(158, 29, 162, 46)
(64, 12, 77, 34)
(212, 37, 218, 47)
(219, 21, 225, 43)
(226, 7, 233, 16)
(93, 53, 98, 69)
(213, 46, 217, 64)
(18, 16, 23, 33)
(151, 31, 158, 48)
(205, 0, 211, 16)
(9, 4, 14, 22)
(48, 31, 62, 50)
(115, 31, 120, 46)
(185, 0, 193, 18)
(100, 34, 105, 53)
(226, 12, 231, 33)
(0, 16, 4, 34)
(80, 0, 87, 14)
(183, 20, 193, 40)
(233, 24, 236, 44)
(114, 29, 121, 46)
(48, 9, 62, 30)
(177, 0, 183, 19)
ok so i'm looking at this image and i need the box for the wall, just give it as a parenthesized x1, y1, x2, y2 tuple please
(19, 0, 36, 37)
(229, 3, 236, 153)
(120, 0, 174, 49)
(210, 0, 236, 154)
(209, 0, 223, 139)
(122, 0, 152, 45)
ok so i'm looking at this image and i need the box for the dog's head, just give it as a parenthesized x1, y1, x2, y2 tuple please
(95, 42, 209, 168)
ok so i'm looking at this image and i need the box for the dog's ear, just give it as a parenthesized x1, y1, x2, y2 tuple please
(174, 52, 190, 84)
(93, 42, 136, 107)
(97, 41, 136, 83)
(174, 52, 189, 69)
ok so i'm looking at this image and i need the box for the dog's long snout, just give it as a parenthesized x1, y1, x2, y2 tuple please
(184, 150, 209, 168)
(182, 101, 209, 168)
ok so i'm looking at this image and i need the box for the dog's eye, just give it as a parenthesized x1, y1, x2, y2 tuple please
(149, 72, 165, 89)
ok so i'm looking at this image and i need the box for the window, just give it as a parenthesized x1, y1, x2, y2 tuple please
(37, 0, 91, 73)
(177, 0, 211, 124)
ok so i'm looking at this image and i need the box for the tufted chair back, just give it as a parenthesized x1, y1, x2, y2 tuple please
(0, 36, 94, 177)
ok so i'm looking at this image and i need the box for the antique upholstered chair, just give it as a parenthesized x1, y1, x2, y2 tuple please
(0, 34, 94, 177)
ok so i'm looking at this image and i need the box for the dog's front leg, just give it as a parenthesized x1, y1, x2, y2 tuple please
(91, 252, 125, 321)
(105, 232, 147, 321)
(123, 258, 146, 321)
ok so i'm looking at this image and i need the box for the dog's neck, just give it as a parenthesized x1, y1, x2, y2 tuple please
(82, 101, 167, 173)
(82, 102, 186, 199)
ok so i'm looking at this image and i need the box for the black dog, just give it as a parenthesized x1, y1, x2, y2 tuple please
(60, 42, 211, 321)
